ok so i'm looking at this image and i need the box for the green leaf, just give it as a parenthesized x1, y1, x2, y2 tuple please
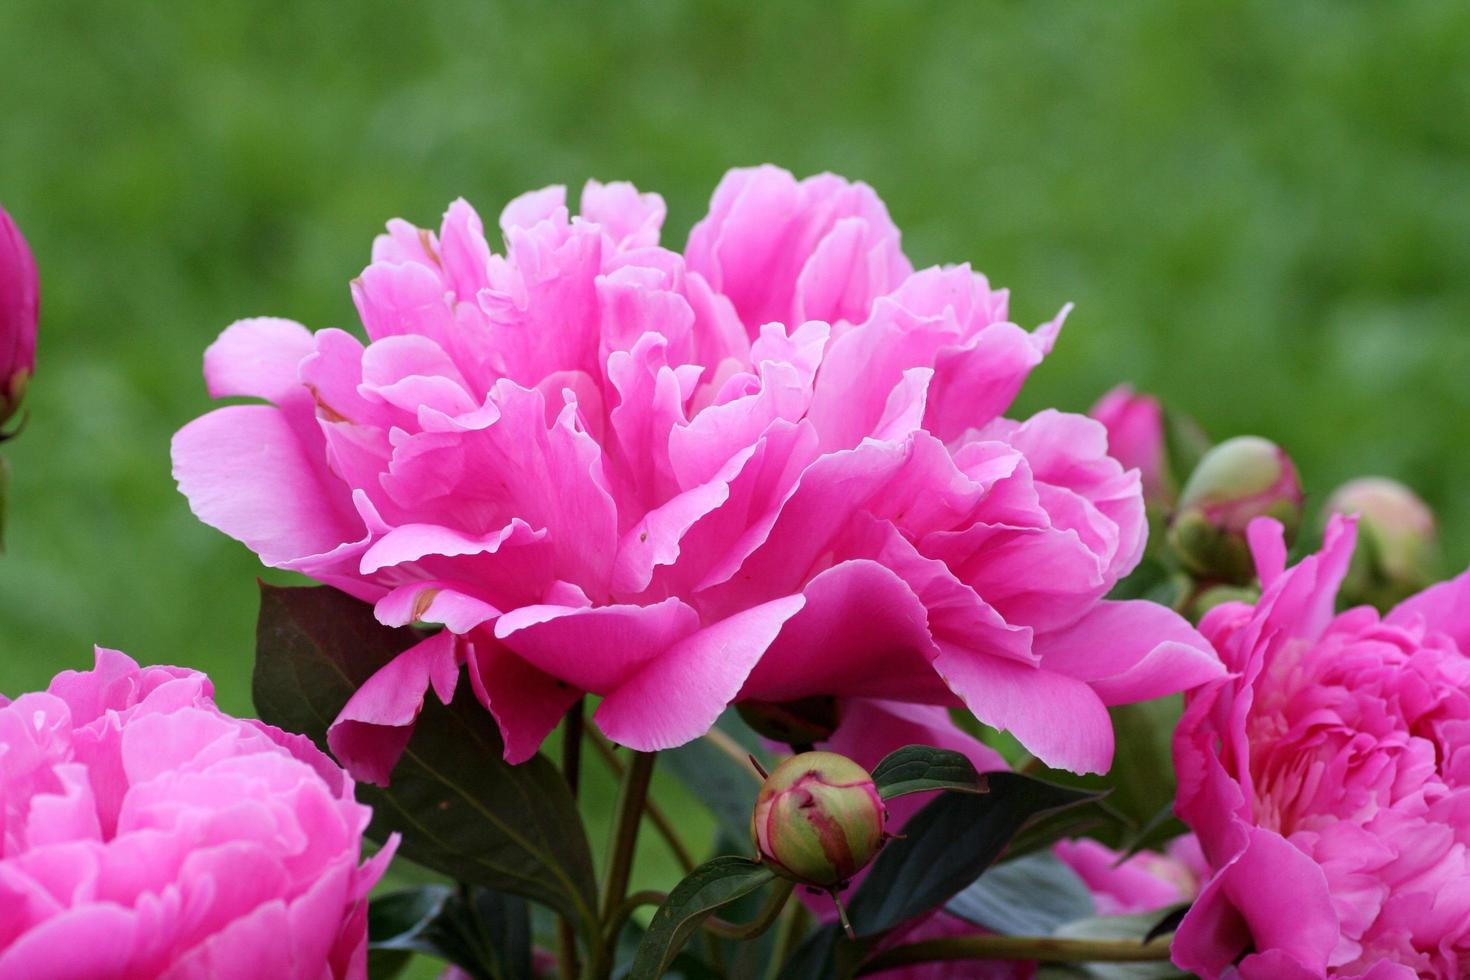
(846, 773, 1105, 938)
(661, 711, 769, 842)
(775, 925, 840, 980)
(630, 856, 776, 980)
(252, 583, 599, 937)
(870, 744, 986, 799)
(252, 583, 421, 748)
(946, 850, 1095, 936)
(370, 885, 533, 980)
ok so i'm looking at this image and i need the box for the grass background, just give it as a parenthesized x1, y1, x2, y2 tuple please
(1, 2, 1468, 959)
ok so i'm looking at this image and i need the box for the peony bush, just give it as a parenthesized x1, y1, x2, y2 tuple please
(3, 169, 1465, 977)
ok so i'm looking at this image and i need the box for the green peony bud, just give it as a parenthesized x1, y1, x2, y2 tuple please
(751, 751, 886, 889)
(736, 696, 843, 749)
(1168, 436, 1302, 584)
(1327, 477, 1439, 610)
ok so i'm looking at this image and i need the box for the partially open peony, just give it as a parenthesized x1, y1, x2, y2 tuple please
(173, 165, 1219, 781)
(1173, 515, 1470, 979)
(0, 649, 392, 979)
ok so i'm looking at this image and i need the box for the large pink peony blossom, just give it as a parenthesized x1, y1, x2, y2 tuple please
(173, 165, 1220, 781)
(0, 649, 393, 979)
(1173, 515, 1470, 979)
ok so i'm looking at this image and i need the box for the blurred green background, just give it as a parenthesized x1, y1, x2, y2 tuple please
(3, 1, 1469, 715)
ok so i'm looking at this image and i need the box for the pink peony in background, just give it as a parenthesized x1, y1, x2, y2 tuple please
(172, 164, 1221, 783)
(1173, 515, 1470, 979)
(1089, 384, 1169, 506)
(0, 649, 392, 979)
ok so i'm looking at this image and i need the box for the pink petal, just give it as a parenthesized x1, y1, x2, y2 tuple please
(203, 317, 314, 404)
(595, 596, 806, 750)
(172, 405, 363, 568)
(466, 637, 582, 764)
(580, 180, 666, 250)
(931, 645, 1113, 775)
(740, 560, 949, 703)
(1387, 564, 1470, 650)
(0, 903, 138, 979)
(1032, 600, 1223, 704)
(372, 583, 499, 634)
(1173, 828, 1337, 979)
(327, 631, 461, 786)
(493, 598, 700, 694)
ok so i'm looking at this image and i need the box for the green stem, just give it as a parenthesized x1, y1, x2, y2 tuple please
(589, 733, 698, 873)
(701, 879, 794, 941)
(600, 751, 657, 921)
(602, 889, 666, 945)
(766, 900, 810, 980)
(563, 697, 585, 797)
(558, 700, 585, 980)
(858, 934, 1174, 974)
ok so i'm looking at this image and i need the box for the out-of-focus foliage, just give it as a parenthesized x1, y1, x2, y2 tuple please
(2, 0, 1467, 710)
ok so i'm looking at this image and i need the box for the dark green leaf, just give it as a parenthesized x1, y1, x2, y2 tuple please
(946, 851, 1095, 936)
(1143, 904, 1189, 944)
(775, 923, 839, 980)
(370, 884, 533, 980)
(253, 584, 599, 936)
(253, 582, 421, 752)
(846, 773, 1104, 938)
(630, 856, 776, 980)
(870, 744, 986, 799)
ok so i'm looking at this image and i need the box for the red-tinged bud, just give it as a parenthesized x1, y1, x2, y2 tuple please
(751, 751, 886, 889)
(0, 205, 38, 431)
(1328, 477, 1439, 610)
(1169, 436, 1302, 584)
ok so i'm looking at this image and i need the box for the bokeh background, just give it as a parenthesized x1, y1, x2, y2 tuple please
(3, 3, 1468, 729)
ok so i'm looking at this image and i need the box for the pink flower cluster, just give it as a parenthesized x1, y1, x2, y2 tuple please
(1174, 516, 1470, 979)
(0, 650, 391, 978)
(173, 165, 1220, 781)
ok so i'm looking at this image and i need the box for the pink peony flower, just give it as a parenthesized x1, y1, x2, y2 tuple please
(1172, 514, 1470, 979)
(1052, 834, 1205, 917)
(0, 649, 393, 978)
(1089, 385, 1169, 506)
(172, 165, 1220, 781)
(0, 203, 38, 425)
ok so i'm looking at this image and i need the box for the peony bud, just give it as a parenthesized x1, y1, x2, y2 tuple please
(1327, 477, 1439, 610)
(1168, 436, 1302, 584)
(751, 751, 886, 888)
(0, 204, 38, 429)
(737, 696, 843, 749)
(1091, 385, 1171, 506)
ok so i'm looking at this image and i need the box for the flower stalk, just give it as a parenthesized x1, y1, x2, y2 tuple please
(857, 934, 1174, 973)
